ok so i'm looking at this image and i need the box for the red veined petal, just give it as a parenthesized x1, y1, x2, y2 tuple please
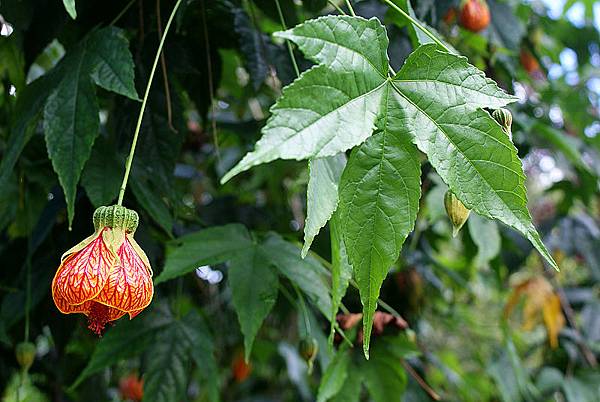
(53, 291, 92, 315)
(94, 235, 153, 314)
(52, 228, 118, 306)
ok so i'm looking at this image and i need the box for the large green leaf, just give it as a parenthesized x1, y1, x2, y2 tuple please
(144, 310, 218, 402)
(229, 247, 279, 361)
(263, 233, 332, 317)
(74, 305, 217, 401)
(391, 44, 556, 270)
(72, 305, 173, 388)
(302, 154, 346, 257)
(43, 27, 137, 225)
(329, 211, 352, 339)
(81, 136, 122, 207)
(144, 324, 189, 402)
(0, 74, 55, 190)
(155, 224, 253, 284)
(221, 16, 389, 183)
(130, 176, 173, 236)
(338, 98, 421, 356)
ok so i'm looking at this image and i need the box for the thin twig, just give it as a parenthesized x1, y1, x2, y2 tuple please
(117, 0, 184, 205)
(274, 0, 299, 77)
(200, 0, 221, 161)
(327, 0, 345, 14)
(344, 0, 355, 16)
(555, 286, 598, 367)
(110, 0, 136, 26)
(401, 359, 442, 401)
(156, 0, 176, 132)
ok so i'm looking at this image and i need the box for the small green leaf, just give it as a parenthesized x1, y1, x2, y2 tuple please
(263, 234, 332, 317)
(302, 154, 346, 257)
(156, 224, 253, 284)
(86, 27, 139, 101)
(229, 248, 279, 361)
(317, 349, 350, 402)
(62, 0, 77, 19)
(468, 214, 501, 267)
(486, 0, 525, 51)
(338, 96, 421, 356)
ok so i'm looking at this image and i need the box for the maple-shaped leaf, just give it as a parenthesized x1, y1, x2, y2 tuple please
(220, 15, 556, 357)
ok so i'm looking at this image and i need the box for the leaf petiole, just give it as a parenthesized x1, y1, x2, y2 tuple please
(380, 0, 450, 53)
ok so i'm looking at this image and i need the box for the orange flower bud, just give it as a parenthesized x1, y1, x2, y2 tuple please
(52, 205, 153, 335)
(119, 374, 144, 402)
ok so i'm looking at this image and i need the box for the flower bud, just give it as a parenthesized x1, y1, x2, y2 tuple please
(444, 190, 470, 237)
(492, 108, 513, 140)
(15, 342, 36, 371)
(299, 337, 318, 374)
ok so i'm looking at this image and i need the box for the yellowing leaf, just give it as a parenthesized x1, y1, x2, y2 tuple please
(504, 276, 565, 348)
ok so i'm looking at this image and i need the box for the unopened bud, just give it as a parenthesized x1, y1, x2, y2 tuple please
(299, 337, 318, 374)
(15, 342, 36, 371)
(492, 108, 513, 140)
(444, 190, 470, 237)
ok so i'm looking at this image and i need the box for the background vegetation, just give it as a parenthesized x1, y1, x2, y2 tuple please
(0, 0, 599, 401)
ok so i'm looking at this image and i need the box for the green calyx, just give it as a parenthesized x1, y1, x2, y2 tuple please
(93, 205, 139, 233)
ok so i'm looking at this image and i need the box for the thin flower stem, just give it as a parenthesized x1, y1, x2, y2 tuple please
(156, 0, 176, 132)
(344, 0, 355, 16)
(110, 0, 136, 26)
(117, 0, 184, 206)
(380, 0, 449, 52)
(327, 0, 345, 14)
(293, 284, 312, 335)
(274, 0, 299, 77)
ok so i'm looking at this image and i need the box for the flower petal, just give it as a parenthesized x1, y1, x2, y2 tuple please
(53, 292, 92, 315)
(94, 235, 153, 313)
(52, 228, 119, 306)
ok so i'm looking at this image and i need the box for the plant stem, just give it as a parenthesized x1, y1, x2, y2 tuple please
(274, 0, 299, 77)
(380, 0, 449, 52)
(117, 0, 184, 206)
(327, 0, 345, 14)
(344, 0, 355, 16)
(110, 0, 136, 26)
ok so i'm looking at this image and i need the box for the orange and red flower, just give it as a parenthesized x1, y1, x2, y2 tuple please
(52, 205, 153, 335)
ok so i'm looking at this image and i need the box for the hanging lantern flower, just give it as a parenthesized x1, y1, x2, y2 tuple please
(51, 205, 153, 335)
